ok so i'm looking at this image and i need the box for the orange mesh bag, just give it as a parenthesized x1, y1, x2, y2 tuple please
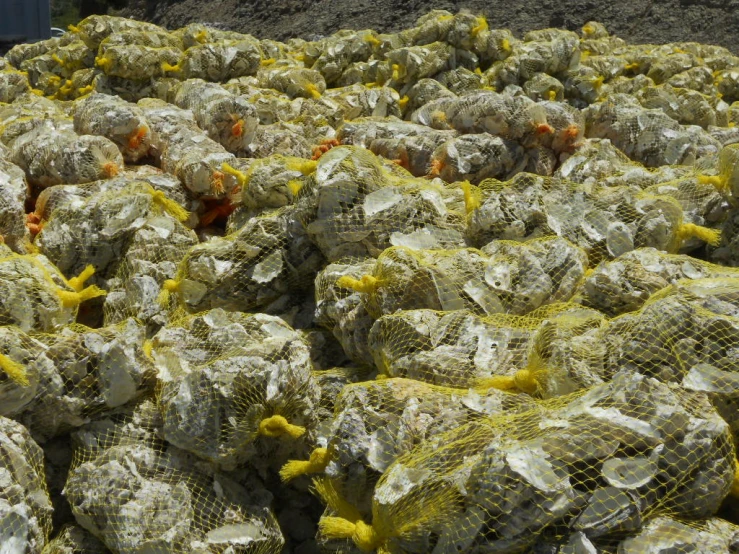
(64, 401, 285, 552)
(73, 92, 153, 163)
(417, 89, 556, 149)
(9, 122, 122, 188)
(138, 98, 240, 198)
(148, 309, 321, 471)
(315, 371, 736, 553)
(171, 79, 259, 153)
(429, 133, 524, 183)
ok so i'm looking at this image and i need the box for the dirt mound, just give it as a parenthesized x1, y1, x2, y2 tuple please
(120, 0, 739, 52)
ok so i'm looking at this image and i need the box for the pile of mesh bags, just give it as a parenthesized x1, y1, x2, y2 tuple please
(2, 10, 739, 553)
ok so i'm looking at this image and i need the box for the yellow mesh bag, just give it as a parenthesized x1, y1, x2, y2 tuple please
(367, 303, 605, 392)
(571, 279, 739, 446)
(321, 84, 402, 123)
(73, 92, 152, 163)
(434, 67, 482, 95)
(17, 318, 153, 442)
(300, 146, 466, 262)
(337, 117, 456, 155)
(333, 239, 588, 321)
(635, 84, 724, 129)
(0, 416, 53, 552)
(221, 155, 316, 216)
(315, 257, 377, 366)
(95, 44, 182, 80)
(0, 253, 105, 332)
(44, 40, 96, 79)
(664, 65, 716, 95)
(386, 42, 462, 87)
(173, 23, 250, 50)
(138, 98, 240, 198)
(309, 30, 378, 86)
(312, 366, 372, 423)
(148, 309, 320, 470)
(698, 142, 739, 198)
(466, 173, 722, 264)
(0, 94, 71, 148)
(64, 401, 285, 552)
(41, 525, 108, 553)
(0, 157, 30, 254)
(615, 516, 739, 553)
(413, 89, 555, 148)
(5, 36, 73, 69)
(36, 181, 193, 295)
(171, 79, 259, 153)
(175, 39, 263, 82)
(316, 371, 736, 553)
(222, 81, 300, 125)
(164, 204, 324, 315)
(247, 123, 313, 160)
(0, 325, 45, 416)
(281, 378, 536, 517)
(584, 93, 721, 167)
(576, 247, 739, 316)
(99, 29, 184, 52)
(52, 68, 97, 102)
(258, 63, 327, 100)
(594, 277, 739, 385)
(555, 137, 693, 190)
(496, 32, 580, 86)
(0, 69, 32, 103)
(522, 72, 565, 102)
(91, 73, 159, 103)
(70, 15, 166, 49)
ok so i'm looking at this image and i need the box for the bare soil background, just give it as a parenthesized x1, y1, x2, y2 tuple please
(120, 0, 739, 52)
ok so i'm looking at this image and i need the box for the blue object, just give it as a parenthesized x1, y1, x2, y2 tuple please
(0, 0, 52, 43)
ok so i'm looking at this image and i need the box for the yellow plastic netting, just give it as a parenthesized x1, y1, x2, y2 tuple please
(64, 400, 284, 552)
(147, 309, 320, 470)
(316, 371, 736, 553)
(0, 416, 53, 551)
